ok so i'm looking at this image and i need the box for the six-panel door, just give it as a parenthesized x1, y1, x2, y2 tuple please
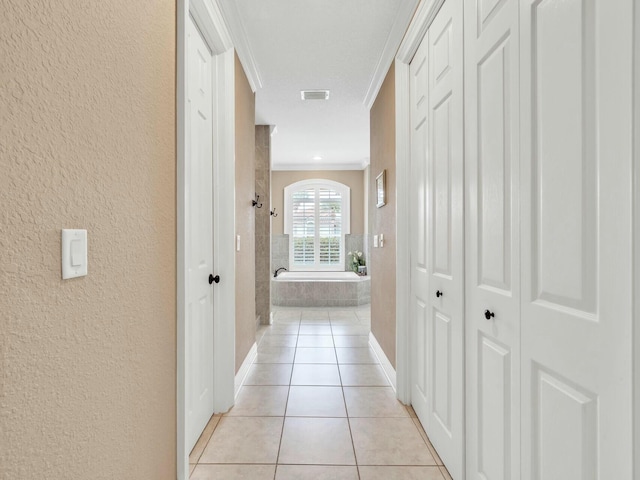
(409, 0, 634, 478)
(464, 0, 521, 479)
(186, 16, 215, 453)
(520, 0, 634, 478)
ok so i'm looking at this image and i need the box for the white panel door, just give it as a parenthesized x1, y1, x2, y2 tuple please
(409, 33, 430, 429)
(464, 0, 520, 479)
(425, 0, 465, 477)
(186, 16, 215, 453)
(520, 0, 634, 478)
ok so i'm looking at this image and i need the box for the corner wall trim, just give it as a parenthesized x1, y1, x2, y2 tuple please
(363, 0, 420, 109)
(397, 0, 446, 63)
(216, 0, 262, 92)
(394, 60, 412, 405)
(234, 342, 257, 399)
(369, 332, 397, 392)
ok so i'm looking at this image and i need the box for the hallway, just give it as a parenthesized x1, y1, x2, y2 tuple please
(188, 306, 452, 479)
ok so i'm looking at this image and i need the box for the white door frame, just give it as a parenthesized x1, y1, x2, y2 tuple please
(394, 0, 446, 406)
(177, 1, 236, 478)
(634, 2, 640, 474)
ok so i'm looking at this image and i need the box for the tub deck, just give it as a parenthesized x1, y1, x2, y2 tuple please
(272, 271, 370, 307)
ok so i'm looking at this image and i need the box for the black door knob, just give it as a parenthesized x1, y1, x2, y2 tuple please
(209, 274, 220, 285)
(484, 309, 495, 320)
(436, 290, 443, 298)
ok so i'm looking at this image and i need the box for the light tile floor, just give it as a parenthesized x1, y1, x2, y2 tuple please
(189, 306, 452, 480)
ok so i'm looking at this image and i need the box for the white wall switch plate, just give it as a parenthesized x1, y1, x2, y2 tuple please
(373, 235, 379, 248)
(236, 235, 241, 252)
(380, 233, 384, 247)
(62, 229, 87, 279)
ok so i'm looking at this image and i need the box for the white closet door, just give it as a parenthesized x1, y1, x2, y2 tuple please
(520, 0, 634, 478)
(409, 34, 430, 427)
(464, 0, 520, 479)
(186, 16, 215, 453)
(425, 0, 465, 477)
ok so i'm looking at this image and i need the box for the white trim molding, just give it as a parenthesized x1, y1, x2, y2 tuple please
(272, 161, 369, 172)
(364, 0, 421, 109)
(190, 0, 232, 53)
(284, 179, 351, 271)
(216, 0, 262, 92)
(176, 4, 188, 478)
(369, 332, 397, 391)
(212, 47, 237, 415)
(397, 0, 446, 63)
(394, 60, 412, 405)
(235, 342, 258, 398)
(393, 0, 446, 410)
(633, 0, 640, 474)
(177, 2, 236, 479)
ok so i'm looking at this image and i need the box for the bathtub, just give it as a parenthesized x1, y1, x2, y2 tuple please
(272, 271, 370, 307)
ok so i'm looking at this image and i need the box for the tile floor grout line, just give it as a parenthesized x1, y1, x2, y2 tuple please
(334, 327, 362, 480)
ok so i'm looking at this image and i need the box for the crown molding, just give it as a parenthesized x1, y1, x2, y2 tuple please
(272, 161, 368, 172)
(396, 0, 445, 64)
(363, 0, 420, 109)
(215, 0, 263, 92)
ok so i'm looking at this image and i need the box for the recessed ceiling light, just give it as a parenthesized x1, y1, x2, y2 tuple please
(301, 90, 330, 101)
(312, 155, 323, 161)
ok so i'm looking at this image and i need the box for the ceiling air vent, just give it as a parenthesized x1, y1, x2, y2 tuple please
(301, 90, 330, 101)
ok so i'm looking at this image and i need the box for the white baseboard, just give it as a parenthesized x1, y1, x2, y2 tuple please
(234, 342, 257, 398)
(369, 332, 397, 391)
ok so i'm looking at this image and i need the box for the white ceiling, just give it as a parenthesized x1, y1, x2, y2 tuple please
(225, 0, 418, 170)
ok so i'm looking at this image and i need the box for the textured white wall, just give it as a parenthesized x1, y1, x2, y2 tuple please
(0, 1, 177, 478)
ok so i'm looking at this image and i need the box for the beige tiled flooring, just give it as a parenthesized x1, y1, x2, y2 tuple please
(189, 306, 452, 480)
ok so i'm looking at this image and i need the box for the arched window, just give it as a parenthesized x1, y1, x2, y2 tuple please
(284, 179, 350, 271)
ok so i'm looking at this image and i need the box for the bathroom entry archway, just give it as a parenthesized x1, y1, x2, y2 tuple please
(177, 1, 237, 478)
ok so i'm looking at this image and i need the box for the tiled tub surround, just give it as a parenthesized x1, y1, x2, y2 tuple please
(272, 272, 370, 307)
(255, 126, 272, 325)
(344, 234, 369, 272)
(271, 234, 289, 273)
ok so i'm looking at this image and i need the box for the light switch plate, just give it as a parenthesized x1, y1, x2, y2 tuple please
(236, 235, 241, 252)
(62, 229, 87, 279)
(380, 234, 384, 247)
(373, 235, 379, 248)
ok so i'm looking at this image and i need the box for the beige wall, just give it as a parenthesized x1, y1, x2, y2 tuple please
(234, 54, 256, 372)
(369, 64, 397, 368)
(0, 2, 176, 479)
(271, 170, 366, 235)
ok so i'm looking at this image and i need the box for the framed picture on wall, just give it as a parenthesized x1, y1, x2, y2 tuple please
(376, 170, 386, 208)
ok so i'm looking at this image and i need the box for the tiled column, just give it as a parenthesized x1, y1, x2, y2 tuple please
(255, 126, 272, 325)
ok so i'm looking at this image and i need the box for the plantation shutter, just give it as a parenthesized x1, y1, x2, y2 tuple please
(318, 188, 341, 265)
(285, 180, 349, 270)
(291, 188, 315, 266)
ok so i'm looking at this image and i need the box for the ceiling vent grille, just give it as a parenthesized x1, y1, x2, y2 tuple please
(301, 90, 330, 101)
